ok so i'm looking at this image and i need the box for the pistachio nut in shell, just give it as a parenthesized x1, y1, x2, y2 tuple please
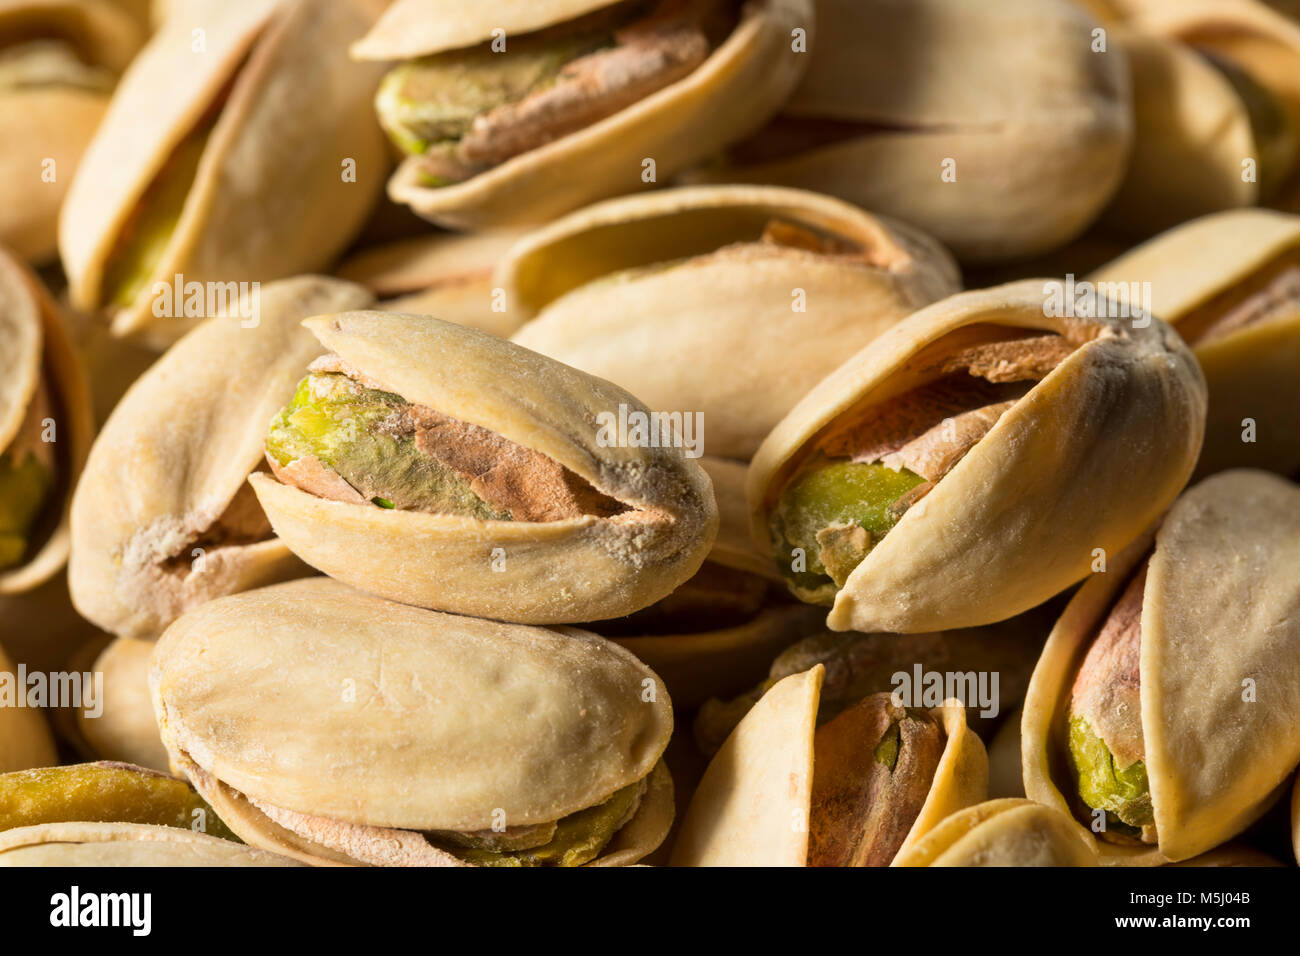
(0, 0, 143, 263)
(748, 279, 1206, 633)
(505, 185, 960, 460)
(0, 761, 236, 842)
(892, 798, 1099, 867)
(76, 637, 170, 773)
(352, 0, 812, 230)
(0, 247, 93, 596)
(685, 0, 1132, 264)
(1022, 471, 1300, 864)
(671, 667, 987, 866)
(68, 276, 374, 640)
(335, 227, 530, 338)
(59, 0, 388, 346)
(1090, 208, 1300, 477)
(251, 311, 718, 624)
(151, 578, 676, 867)
(0, 822, 302, 867)
(0, 640, 56, 773)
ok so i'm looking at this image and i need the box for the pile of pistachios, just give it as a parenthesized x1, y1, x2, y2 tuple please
(2, 0, 1300, 869)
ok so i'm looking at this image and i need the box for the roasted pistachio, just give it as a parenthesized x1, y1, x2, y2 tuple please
(76, 638, 170, 773)
(59, 0, 388, 345)
(1023, 470, 1300, 863)
(1091, 208, 1300, 477)
(69, 277, 373, 640)
(505, 185, 959, 459)
(672, 667, 987, 866)
(892, 798, 1099, 867)
(685, 0, 1132, 263)
(0, 640, 56, 773)
(0, 822, 302, 867)
(151, 578, 675, 867)
(250, 311, 717, 624)
(0, 247, 93, 595)
(351, 0, 812, 228)
(749, 280, 1206, 633)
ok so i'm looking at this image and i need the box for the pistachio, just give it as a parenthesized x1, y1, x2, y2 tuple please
(0, 641, 56, 773)
(151, 578, 676, 867)
(749, 280, 1206, 632)
(892, 798, 1099, 867)
(1023, 470, 1300, 863)
(353, 0, 812, 228)
(0, 822, 302, 867)
(0, 762, 237, 842)
(251, 311, 717, 624)
(76, 638, 170, 774)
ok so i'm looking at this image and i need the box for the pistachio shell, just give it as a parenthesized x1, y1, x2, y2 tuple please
(0, 248, 94, 596)
(59, 0, 388, 345)
(77, 638, 170, 773)
(68, 276, 373, 639)
(505, 185, 960, 459)
(687, 0, 1132, 263)
(892, 798, 1099, 866)
(0, 821, 302, 866)
(671, 666, 986, 866)
(371, 0, 813, 229)
(1023, 471, 1300, 863)
(1169, 844, 1286, 867)
(1090, 208, 1300, 476)
(749, 279, 1206, 633)
(251, 310, 718, 624)
(698, 456, 778, 581)
(152, 578, 674, 866)
(0, 641, 57, 773)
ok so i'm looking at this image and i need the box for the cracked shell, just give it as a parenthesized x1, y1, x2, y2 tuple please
(151, 578, 676, 867)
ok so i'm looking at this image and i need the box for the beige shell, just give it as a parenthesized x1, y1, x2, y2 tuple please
(151, 578, 675, 866)
(892, 799, 1099, 866)
(358, 0, 813, 229)
(1090, 208, 1300, 477)
(77, 637, 170, 773)
(0, 248, 94, 596)
(0, 0, 144, 263)
(748, 279, 1207, 634)
(0, 640, 57, 773)
(1022, 470, 1300, 864)
(670, 666, 987, 866)
(335, 227, 530, 338)
(685, 0, 1132, 264)
(59, 0, 388, 346)
(0, 821, 303, 866)
(251, 310, 719, 624)
(68, 276, 373, 640)
(505, 185, 960, 460)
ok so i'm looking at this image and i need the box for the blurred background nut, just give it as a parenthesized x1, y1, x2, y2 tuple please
(59, 0, 388, 347)
(685, 0, 1133, 264)
(68, 276, 373, 640)
(353, 0, 814, 229)
(748, 280, 1206, 633)
(892, 798, 1099, 866)
(0, 639, 56, 773)
(505, 185, 960, 460)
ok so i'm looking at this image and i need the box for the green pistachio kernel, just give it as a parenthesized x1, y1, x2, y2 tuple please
(770, 459, 925, 602)
(436, 781, 642, 868)
(0, 450, 51, 570)
(1067, 715, 1154, 833)
(874, 721, 901, 771)
(266, 372, 509, 520)
(0, 763, 239, 842)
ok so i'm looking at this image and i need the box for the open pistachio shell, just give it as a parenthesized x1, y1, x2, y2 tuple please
(893, 799, 1099, 867)
(686, 0, 1132, 264)
(671, 666, 987, 866)
(0, 640, 57, 773)
(77, 637, 170, 773)
(1023, 471, 1300, 864)
(59, 0, 388, 346)
(0, 248, 93, 596)
(152, 578, 675, 867)
(748, 279, 1206, 633)
(1090, 209, 1300, 477)
(335, 227, 530, 338)
(355, 0, 812, 229)
(69, 276, 373, 640)
(0, 822, 302, 866)
(505, 185, 960, 460)
(0, 1, 143, 263)
(251, 310, 718, 624)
